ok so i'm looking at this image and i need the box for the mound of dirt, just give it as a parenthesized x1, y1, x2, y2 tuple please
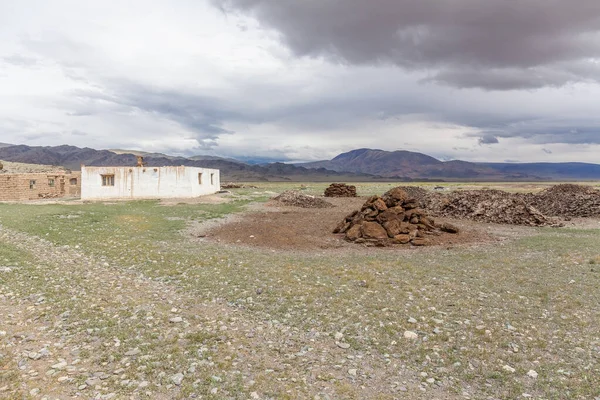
(426, 190, 558, 226)
(334, 187, 459, 246)
(273, 190, 334, 208)
(324, 183, 357, 197)
(526, 184, 600, 218)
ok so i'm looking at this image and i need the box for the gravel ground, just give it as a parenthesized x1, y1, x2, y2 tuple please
(1, 184, 600, 399)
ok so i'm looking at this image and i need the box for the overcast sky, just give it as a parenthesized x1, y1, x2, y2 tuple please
(1, 0, 600, 163)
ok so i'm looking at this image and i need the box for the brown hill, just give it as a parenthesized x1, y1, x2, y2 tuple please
(0, 145, 383, 182)
(299, 148, 600, 180)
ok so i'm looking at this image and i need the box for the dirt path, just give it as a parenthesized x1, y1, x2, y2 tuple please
(0, 224, 456, 399)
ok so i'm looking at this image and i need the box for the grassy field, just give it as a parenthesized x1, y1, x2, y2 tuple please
(1, 182, 600, 399)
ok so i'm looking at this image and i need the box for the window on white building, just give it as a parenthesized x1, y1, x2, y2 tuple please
(101, 174, 115, 186)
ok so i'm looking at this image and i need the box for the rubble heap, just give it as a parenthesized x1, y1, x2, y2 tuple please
(526, 184, 600, 218)
(324, 183, 357, 197)
(333, 187, 458, 246)
(273, 190, 334, 209)
(425, 190, 558, 226)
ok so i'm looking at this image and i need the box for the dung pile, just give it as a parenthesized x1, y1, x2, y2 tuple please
(526, 184, 600, 218)
(426, 190, 557, 226)
(221, 183, 258, 189)
(324, 183, 357, 197)
(273, 190, 334, 209)
(393, 186, 429, 205)
(333, 187, 459, 246)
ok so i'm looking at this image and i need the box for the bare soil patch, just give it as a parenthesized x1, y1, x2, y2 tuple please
(159, 193, 233, 205)
(204, 197, 496, 251)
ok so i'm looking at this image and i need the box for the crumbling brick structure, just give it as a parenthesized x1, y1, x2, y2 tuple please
(0, 172, 81, 201)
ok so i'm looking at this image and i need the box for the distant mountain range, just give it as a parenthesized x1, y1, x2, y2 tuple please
(0, 145, 377, 182)
(1, 145, 599, 181)
(298, 148, 600, 180)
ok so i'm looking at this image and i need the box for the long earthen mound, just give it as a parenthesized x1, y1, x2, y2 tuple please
(425, 190, 558, 226)
(526, 184, 600, 218)
(333, 187, 459, 246)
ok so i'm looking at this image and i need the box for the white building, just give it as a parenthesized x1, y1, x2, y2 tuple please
(80, 165, 220, 200)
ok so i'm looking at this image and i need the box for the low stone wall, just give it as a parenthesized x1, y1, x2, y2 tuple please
(0, 172, 81, 201)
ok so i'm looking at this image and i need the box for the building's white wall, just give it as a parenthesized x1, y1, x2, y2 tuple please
(81, 166, 220, 200)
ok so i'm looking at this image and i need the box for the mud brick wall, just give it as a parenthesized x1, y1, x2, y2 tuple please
(0, 172, 81, 201)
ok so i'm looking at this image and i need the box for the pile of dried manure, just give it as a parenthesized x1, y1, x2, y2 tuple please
(272, 190, 334, 209)
(425, 189, 559, 226)
(334, 187, 459, 246)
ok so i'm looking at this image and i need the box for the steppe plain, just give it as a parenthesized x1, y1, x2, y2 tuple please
(1, 182, 599, 399)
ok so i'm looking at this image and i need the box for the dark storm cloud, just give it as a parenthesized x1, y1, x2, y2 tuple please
(18, 31, 600, 153)
(478, 134, 499, 145)
(467, 122, 600, 145)
(215, 0, 600, 90)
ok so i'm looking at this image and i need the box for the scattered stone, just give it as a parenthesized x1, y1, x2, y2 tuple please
(171, 373, 184, 386)
(503, 365, 516, 373)
(124, 348, 141, 356)
(336, 342, 351, 349)
(169, 317, 183, 323)
(403, 331, 418, 340)
(527, 370, 538, 379)
(51, 361, 67, 370)
(348, 368, 358, 376)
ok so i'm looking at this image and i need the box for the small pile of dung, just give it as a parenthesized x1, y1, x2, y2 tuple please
(273, 190, 334, 209)
(324, 183, 357, 197)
